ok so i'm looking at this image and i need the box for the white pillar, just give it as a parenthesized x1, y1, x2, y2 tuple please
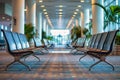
(92, 0, 104, 34)
(46, 24, 49, 36)
(12, 0, 25, 33)
(80, 12, 84, 36)
(43, 19, 47, 31)
(39, 13, 43, 40)
(83, 9, 90, 29)
(80, 9, 90, 36)
(26, 0, 36, 27)
(79, 17, 81, 26)
(36, 12, 43, 40)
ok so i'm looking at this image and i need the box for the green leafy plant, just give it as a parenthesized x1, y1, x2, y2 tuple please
(41, 30, 53, 44)
(83, 27, 92, 39)
(93, 3, 120, 30)
(93, 3, 120, 45)
(24, 23, 35, 42)
(70, 26, 81, 42)
(115, 32, 120, 45)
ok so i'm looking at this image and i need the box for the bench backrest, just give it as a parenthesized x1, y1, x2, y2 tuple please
(87, 35, 94, 48)
(21, 34, 30, 48)
(12, 32, 23, 50)
(17, 33, 27, 49)
(2, 30, 17, 52)
(76, 37, 86, 47)
(102, 30, 119, 53)
(97, 32, 108, 49)
(33, 37, 43, 47)
(90, 34, 97, 48)
(93, 33, 102, 48)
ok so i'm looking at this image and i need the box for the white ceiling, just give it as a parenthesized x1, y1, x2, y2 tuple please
(0, 0, 91, 29)
(36, 0, 91, 29)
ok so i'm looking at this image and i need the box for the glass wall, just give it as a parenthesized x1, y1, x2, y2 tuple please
(50, 30, 70, 46)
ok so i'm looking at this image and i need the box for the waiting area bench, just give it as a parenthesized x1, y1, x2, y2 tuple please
(0, 40, 5, 50)
(1, 30, 41, 71)
(70, 36, 86, 54)
(75, 30, 119, 71)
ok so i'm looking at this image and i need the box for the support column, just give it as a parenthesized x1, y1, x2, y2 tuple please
(79, 17, 81, 26)
(12, 0, 25, 33)
(92, 0, 104, 34)
(39, 13, 43, 40)
(26, 0, 36, 27)
(83, 9, 90, 29)
(80, 12, 84, 36)
(36, 12, 43, 40)
(46, 24, 49, 36)
(43, 19, 47, 32)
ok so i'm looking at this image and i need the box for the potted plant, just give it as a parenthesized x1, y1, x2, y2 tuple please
(70, 26, 82, 43)
(24, 23, 35, 47)
(83, 27, 92, 39)
(41, 30, 53, 43)
(93, 3, 120, 30)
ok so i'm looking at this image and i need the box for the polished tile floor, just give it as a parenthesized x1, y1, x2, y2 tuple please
(0, 49, 120, 80)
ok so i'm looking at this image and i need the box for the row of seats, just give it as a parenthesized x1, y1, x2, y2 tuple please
(70, 36, 86, 54)
(33, 37, 49, 54)
(0, 40, 5, 50)
(74, 30, 119, 71)
(2, 30, 47, 71)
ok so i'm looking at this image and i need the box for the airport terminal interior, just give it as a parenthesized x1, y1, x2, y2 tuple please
(0, 0, 120, 80)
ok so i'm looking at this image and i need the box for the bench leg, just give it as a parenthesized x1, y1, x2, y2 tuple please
(104, 60, 114, 71)
(32, 54, 40, 61)
(18, 60, 31, 71)
(39, 49, 45, 54)
(79, 54, 87, 61)
(24, 54, 40, 62)
(89, 60, 101, 71)
(5, 60, 31, 71)
(5, 60, 16, 71)
(89, 60, 114, 71)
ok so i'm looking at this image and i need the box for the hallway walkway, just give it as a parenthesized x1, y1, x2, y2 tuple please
(0, 50, 120, 80)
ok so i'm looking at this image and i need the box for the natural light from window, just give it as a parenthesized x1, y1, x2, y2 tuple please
(50, 29, 69, 36)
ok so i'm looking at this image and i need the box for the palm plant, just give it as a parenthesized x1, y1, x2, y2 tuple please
(93, 3, 120, 30)
(94, 3, 120, 45)
(83, 27, 92, 39)
(24, 23, 35, 42)
(70, 26, 81, 42)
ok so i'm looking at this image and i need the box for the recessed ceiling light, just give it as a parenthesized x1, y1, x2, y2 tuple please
(39, 0, 43, 3)
(81, 0, 84, 2)
(59, 9, 63, 11)
(59, 12, 62, 14)
(74, 12, 77, 14)
(59, 5, 63, 7)
(41, 5, 45, 7)
(78, 5, 81, 7)
(76, 9, 79, 11)
(43, 9, 46, 11)
(73, 15, 76, 17)
(44, 12, 48, 14)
